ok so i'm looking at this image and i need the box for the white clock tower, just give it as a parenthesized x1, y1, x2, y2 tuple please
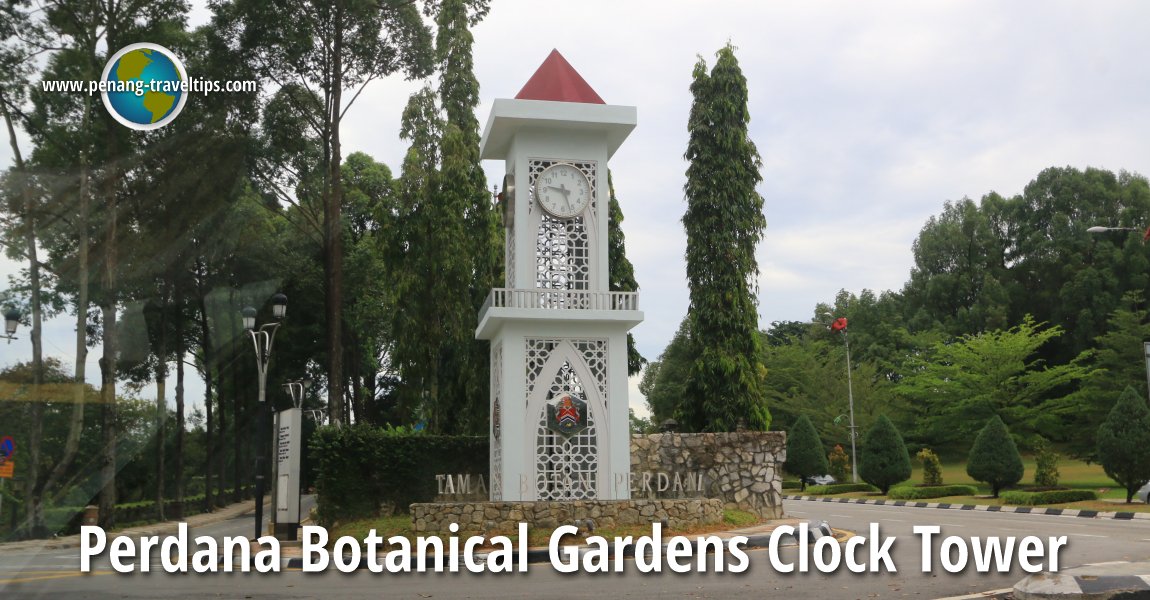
(477, 50, 641, 501)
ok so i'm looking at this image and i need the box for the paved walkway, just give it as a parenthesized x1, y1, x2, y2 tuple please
(0, 499, 262, 552)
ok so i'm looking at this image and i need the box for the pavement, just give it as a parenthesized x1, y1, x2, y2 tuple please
(784, 494, 1150, 521)
(6, 495, 1150, 599)
(0, 499, 263, 552)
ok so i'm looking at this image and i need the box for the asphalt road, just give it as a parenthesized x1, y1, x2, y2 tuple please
(1, 497, 1148, 599)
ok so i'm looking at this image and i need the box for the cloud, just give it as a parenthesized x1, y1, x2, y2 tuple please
(5, 0, 1150, 402)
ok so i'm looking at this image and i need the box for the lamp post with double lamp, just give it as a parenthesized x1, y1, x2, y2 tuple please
(2, 308, 19, 343)
(830, 317, 859, 483)
(242, 293, 287, 540)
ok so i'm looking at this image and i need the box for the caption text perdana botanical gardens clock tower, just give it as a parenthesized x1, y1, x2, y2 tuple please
(476, 49, 642, 502)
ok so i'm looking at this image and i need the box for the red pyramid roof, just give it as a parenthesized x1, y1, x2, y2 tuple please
(515, 49, 605, 104)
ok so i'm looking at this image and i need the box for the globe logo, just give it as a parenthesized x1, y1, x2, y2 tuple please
(100, 43, 188, 131)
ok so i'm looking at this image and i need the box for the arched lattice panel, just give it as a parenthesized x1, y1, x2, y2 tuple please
(525, 338, 608, 407)
(490, 342, 503, 501)
(535, 362, 598, 500)
(527, 159, 598, 302)
(525, 338, 610, 500)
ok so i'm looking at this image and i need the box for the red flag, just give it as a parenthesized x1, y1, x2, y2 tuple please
(831, 317, 848, 332)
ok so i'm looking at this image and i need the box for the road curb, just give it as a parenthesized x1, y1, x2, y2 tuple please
(784, 495, 1150, 520)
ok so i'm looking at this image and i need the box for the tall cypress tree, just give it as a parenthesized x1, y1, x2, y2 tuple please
(434, 0, 496, 434)
(680, 44, 768, 432)
(1097, 386, 1150, 503)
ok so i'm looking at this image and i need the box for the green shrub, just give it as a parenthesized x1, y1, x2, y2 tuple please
(785, 415, 828, 491)
(887, 485, 977, 500)
(859, 415, 912, 494)
(311, 425, 488, 524)
(828, 444, 850, 483)
(916, 448, 943, 486)
(1033, 438, 1060, 488)
(967, 415, 1024, 498)
(781, 480, 802, 490)
(1000, 489, 1099, 506)
(1097, 386, 1150, 503)
(805, 482, 877, 495)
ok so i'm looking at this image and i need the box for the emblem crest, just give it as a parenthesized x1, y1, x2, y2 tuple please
(546, 394, 588, 437)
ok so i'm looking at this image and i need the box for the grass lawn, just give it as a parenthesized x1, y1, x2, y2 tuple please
(793, 456, 1150, 511)
(327, 509, 767, 549)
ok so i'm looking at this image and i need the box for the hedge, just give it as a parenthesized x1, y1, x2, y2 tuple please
(805, 483, 878, 495)
(999, 489, 1099, 506)
(311, 425, 488, 525)
(781, 480, 801, 490)
(888, 485, 978, 500)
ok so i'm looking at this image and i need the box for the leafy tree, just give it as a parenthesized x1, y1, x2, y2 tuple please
(1060, 292, 1150, 460)
(827, 445, 850, 483)
(785, 415, 828, 491)
(896, 316, 1088, 448)
(219, 0, 438, 423)
(1096, 386, 1150, 503)
(638, 317, 697, 426)
(903, 196, 1011, 336)
(760, 328, 904, 446)
(680, 43, 768, 432)
(606, 172, 645, 375)
(858, 415, 911, 494)
(966, 415, 1024, 498)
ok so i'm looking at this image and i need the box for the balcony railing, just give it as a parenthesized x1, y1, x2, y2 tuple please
(481, 288, 639, 313)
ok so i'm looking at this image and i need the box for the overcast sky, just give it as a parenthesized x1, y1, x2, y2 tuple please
(4, 0, 1150, 418)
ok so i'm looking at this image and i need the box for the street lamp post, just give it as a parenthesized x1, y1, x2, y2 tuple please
(831, 317, 859, 483)
(3, 308, 20, 343)
(243, 293, 287, 540)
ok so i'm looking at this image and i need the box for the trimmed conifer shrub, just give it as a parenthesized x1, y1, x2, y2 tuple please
(828, 444, 850, 483)
(966, 415, 1024, 498)
(786, 415, 829, 491)
(1097, 386, 1150, 503)
(858, 415, 912, 494)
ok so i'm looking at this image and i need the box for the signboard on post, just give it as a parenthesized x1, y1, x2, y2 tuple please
(274, 408, 302, 540)
(0, 436, 14, 479)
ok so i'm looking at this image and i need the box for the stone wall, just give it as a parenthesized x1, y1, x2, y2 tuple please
(410, 499, 724, 534)
(630, 431, 786, 519)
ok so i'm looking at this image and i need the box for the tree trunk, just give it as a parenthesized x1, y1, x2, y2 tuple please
(173, 277, 186, 520)
(153, 283, 169, 521)
(42, 151, 89, 510)
(197, 277, 214, 512)
(325, 0, 346, 426)
(215, 347, 226, 506)
(232, 330, 241, 502)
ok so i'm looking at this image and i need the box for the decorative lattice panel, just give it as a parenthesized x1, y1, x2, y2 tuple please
(535, 363, 598, 500)
(525, 338, 608, 406)
(524, 337, 611, 501)
(505, 219, 515, 288)
(528, 159, 597, 296)
(491, 342, 503, 501)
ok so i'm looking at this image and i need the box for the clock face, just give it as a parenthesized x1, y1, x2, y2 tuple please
(534, 163, 591, 218)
